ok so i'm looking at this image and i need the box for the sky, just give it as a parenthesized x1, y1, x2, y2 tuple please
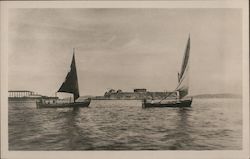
(8, 8, 242, 96)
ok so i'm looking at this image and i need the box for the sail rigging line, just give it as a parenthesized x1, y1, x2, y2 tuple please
(157, 78, 186, 104)
(157, 91, 177, 103)
(157, 35, 190, 104)
(157, 80, 185, 103)
(57, 49, 80, 102)
(176, 65, 189, 90)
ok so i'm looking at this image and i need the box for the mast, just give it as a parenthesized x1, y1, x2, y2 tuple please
(158, 35, 191, 103)
(57, 49, 80, 102)
(176, 35, 191, 98)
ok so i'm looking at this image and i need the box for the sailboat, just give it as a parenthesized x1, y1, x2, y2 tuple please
(36, 49, 91, 108)
(142, 36, 193, 108)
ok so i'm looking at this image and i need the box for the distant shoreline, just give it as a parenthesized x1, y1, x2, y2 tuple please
(191, 93, 241, 99)
(8, 93, 242, 102)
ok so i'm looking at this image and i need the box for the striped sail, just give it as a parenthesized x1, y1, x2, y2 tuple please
(176, 36, 190, 98)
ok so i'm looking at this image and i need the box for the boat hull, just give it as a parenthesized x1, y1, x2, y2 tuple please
(142, 98, 192, 108)
(36, 99, 91, 108)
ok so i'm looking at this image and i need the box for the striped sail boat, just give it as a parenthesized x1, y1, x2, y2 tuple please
(143, 36, 193, 108)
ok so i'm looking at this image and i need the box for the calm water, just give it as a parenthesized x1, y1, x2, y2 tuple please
(9, 98, 242, 150)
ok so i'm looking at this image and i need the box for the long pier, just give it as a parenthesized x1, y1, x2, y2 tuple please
(8, 90, 38, 98)
(8, 90, 58, 103)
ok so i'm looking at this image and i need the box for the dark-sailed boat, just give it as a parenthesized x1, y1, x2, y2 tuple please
(142, 36, 192, 108)
(36, 49, 91, 108)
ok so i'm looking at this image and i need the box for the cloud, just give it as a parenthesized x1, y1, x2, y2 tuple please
(8, 8, 242, 96)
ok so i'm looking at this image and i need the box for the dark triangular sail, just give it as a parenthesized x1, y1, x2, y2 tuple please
(58, 51, 79, 102)
(176, 36, 190, 98)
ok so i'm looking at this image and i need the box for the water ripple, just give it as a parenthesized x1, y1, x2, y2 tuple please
(9, 98, 242, 150)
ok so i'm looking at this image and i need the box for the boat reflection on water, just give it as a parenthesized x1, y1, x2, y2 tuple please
(168, 108, 194, 150)
(65, 108, 81, 150)
(59, 108, 89, 150)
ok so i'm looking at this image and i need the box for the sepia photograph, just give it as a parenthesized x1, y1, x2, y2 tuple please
(1, 1, 249, 159)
